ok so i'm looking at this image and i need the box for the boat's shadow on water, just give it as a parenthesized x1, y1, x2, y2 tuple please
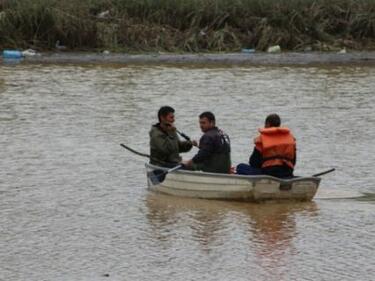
(144, 192, 319, 258)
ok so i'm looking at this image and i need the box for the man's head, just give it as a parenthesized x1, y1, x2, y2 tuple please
(158, 106, 175, 125)
(199, 111, 216, 132)
(265, 113, 281, 128)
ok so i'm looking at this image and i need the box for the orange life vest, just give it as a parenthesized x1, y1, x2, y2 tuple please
(254, 127, 296, 169)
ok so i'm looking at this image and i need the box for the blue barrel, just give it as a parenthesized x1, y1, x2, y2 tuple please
(2, 50, 23, 59)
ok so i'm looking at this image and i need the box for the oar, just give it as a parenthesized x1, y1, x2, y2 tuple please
(164, 123, 191, 141)
(313, 168, 335, 177)
(120, 144, 150, 158)
(176, 129, 191, 141)
(120, 143, 178, 168)
(149, 164, 183, 185)
(120, 142, 181, 184)
(176, 129, 200, 148)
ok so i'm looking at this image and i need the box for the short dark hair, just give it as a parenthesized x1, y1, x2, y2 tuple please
(158, 106, 175, 122)
(265, 114, 281, 127)
(199, 111, 215, 123)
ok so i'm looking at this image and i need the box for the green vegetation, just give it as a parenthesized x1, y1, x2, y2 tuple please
(0, 0, 374, 52)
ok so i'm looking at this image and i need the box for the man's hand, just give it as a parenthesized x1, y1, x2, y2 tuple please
(161, 122, 176, 132)
(181, 159, 193, 168)
(191, 140, 198, 147)
(165, 123, 176, 132)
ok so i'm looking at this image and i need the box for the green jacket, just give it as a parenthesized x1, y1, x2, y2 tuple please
(149, 124, 192, 167)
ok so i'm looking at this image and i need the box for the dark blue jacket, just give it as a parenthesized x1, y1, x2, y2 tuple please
(249, 147, 296, 178)
(192, 127, 231, 173)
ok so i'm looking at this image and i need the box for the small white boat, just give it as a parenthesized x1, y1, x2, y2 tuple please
(145, 163, 321, 202)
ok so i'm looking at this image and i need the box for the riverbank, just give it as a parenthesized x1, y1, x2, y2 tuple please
(1, 0, 374, 53)
(2, 51, 375, 66)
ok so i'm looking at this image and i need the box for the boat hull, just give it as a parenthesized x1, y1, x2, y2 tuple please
(146, 163, 321, 202)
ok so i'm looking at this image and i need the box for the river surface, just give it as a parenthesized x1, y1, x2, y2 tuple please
(0, 62, 374, 281)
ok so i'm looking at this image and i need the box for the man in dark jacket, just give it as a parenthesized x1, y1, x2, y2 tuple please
(149, 106, 194, 167)
(183, 112, 231, 173)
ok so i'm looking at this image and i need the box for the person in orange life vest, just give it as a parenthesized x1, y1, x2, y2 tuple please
(236, 114, 296, 178)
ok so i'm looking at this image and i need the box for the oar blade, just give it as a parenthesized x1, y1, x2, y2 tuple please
(148, 169, 167, 185)
(147, 164, 182, 185)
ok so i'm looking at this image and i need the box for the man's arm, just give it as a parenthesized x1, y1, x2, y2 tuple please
(249, 147, 262, 168)
(178, 140, 193, 153)
(191, 135, 213, 164)
(150, 131, 179, 155)
(292, 145, 297, 166)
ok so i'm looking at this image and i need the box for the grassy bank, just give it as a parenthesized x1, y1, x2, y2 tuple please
(0, 0, 374, 52)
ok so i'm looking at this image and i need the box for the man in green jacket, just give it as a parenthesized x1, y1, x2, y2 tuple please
(182, 112, 231, 173)
(149, 106, 194, 167)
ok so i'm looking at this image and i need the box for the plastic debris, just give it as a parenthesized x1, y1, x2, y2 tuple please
(2, 50, 23, 59)
(267, 45, 281, 53)
(97, 10, 110, 19)
(22, 49, 37, 57)
(241, 48, 255, 54)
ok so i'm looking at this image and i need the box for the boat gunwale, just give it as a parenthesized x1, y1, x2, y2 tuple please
(145, 163, 321, 184)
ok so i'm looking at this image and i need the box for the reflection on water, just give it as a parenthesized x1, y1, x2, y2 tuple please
(146, 193, 318, 268)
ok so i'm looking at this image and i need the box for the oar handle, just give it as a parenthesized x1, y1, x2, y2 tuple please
(166, 164, 183, 173)
(120, 143, 179, 167)
(176, 130, 191, 141)
(313, 168, 335, 177)
(120, 144, 150, 158)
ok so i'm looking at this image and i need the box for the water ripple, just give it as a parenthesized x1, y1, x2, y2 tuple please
(0, 64, 374, 281)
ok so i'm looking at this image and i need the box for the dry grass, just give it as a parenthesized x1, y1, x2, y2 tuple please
(0, 0, 374, 51)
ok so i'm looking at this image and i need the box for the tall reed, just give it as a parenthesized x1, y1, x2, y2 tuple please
(0, 0, 374, 51)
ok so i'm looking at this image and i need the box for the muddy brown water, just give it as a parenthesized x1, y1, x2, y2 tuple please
(0, 63, 374, 280)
